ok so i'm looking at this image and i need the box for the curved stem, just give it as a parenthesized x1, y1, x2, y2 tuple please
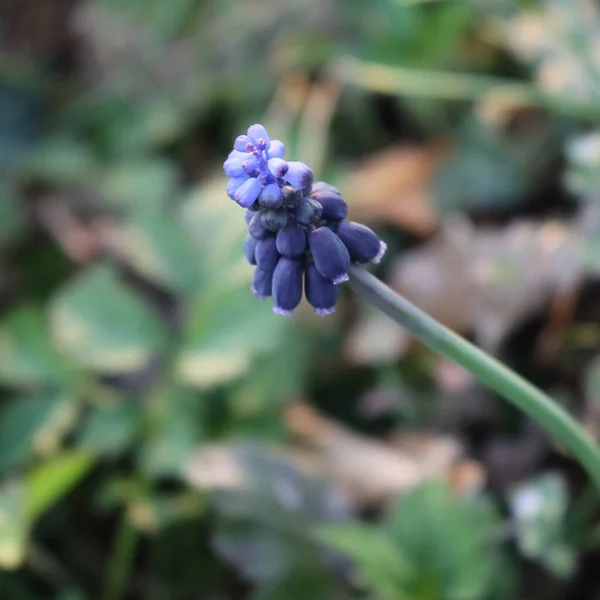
(348, 265, 600, 491)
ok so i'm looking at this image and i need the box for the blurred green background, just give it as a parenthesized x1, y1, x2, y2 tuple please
(3, 0, 600, 598)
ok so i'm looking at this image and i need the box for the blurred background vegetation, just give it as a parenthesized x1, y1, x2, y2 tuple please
(3, 0, 600, 598)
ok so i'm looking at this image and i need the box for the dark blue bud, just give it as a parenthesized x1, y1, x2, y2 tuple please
(261, 208, 288, 231)
(234, 135, 253, 152)
(269, 140, 285, 158)
(282, 185, 303, 207)
(308, 227, 350, 284)
(242, 156, 260, 173)
(335, 221, 387, 264)
(227, 176, 249, 199)
(255, 236, 280, 272)
(305, 263, 340, 316)
(251, 267, 274, 299)
(223, 157, 247, 178)
(244, 234, 258, 265)
(247, 124, 270, 149)
(268, 157, 289, 178)
(295, 198, 322, 225)
(308, 198, 323, 220)
(272, 257, 304, 316)
(234, 177, 262, 208)
(258, 183, 283, 209)
(311, 181, 341, 196)
(310, 192, 347, 222)
(244, 209, 254, 225)
(260, 173, 276, 187)
(276, 224, 307, 257)
(248, 212, 271, 239)
(285, 161, 313, 192)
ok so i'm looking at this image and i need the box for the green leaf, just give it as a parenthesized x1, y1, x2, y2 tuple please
(178, 178, 250, 291)
(204, 445, 351, 600)
(385, 483, 502, 600)
(0, 480, 27, 570)
(0, 392, 78, 474)
(432, 140, 526, 213)
(318, 524, 411, 600)
(176, 284, 289, 388)
(78, 402, 143, 457)
(509, 472, 575, 578)
(321, 483, 507, 600)
(99, 159, 178, 209)
(0, 306, 72, 388)
(24, 136, 98, 184)
(49, 264, 168, 373)
(118, 202, 199, 293)
(138, 384, 202, 478)
(138, 414, 198, 479)
(26, 451, 95, 522)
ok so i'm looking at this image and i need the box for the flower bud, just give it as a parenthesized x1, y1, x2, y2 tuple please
(233, 177, 262, 208)
(247, 124, 270, 149)
(269, 140, 285, 158)
(242, 156, 260, 173)
(227, 176, 249, 199)
(255, 236, 280, 272)
(223, 157, 247, 178)
(244, 209, 254, 225)
(261, 207, 288, 231)
(282, 185, 303, 207)
(335, 221, 387, 264)
(258, 183, 283, 209)
(285, 161, 313, 192)
(276, 224, 307, 257)
(244, 234, 258, 265)
(234, 135, 253, 152)
(268, 157, 289, 178)
(311, 181, 341, 196)
(308, 227, 350, 284)
(228, 149, 249, 161)
(310, 192, 347, 222)
(294, 198, 322, 225)
(272, 257, 304, 316)
(305, 263, 340, 316)
(248, 212, 271, 239)
(251, 266, 274, 299)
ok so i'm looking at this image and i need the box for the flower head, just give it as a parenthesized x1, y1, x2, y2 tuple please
(223, 123, 387, 316)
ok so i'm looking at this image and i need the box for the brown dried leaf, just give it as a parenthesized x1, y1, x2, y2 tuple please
(342, 143, 448, 236)
(389, 217, 583, 351)
(184, 403, 484, 508)
(284, 403, 481, 507)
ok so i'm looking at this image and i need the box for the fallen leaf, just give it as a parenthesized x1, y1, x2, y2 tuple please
(342, 143, 448, 236)
(185, 403, 484, 509)
(284, 402, 482, 507)
(388, 217, 583, 351)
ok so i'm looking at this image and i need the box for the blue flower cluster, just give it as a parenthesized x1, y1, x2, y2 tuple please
(224, 124, 386, 316)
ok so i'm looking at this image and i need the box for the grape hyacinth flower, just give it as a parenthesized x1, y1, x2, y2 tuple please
(224, 127, 600, 492)
(224, 123, 386, 316)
